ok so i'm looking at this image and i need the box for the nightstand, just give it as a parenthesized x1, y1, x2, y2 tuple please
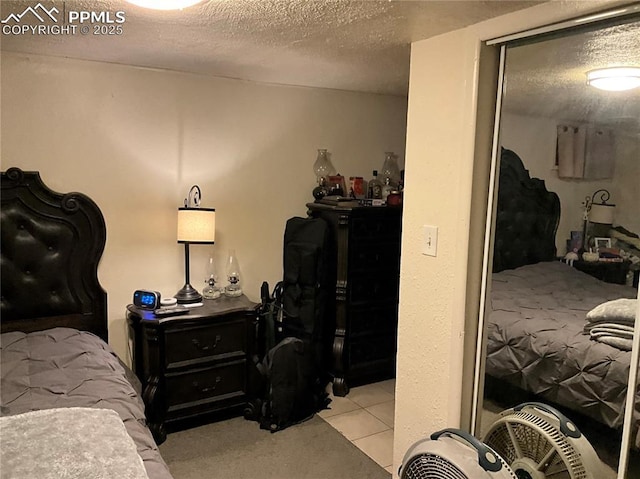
(569, 259, 632, 285)
(127, 295, 259, 444)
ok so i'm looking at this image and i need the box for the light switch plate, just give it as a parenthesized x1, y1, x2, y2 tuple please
(422, 225, 438, 256)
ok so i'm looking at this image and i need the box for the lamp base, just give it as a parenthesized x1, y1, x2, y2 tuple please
(174, 283, 202, 304)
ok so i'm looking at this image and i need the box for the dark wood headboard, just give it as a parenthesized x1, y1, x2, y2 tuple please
(492, 148, 561, 273)
(1, 168, 108, 341)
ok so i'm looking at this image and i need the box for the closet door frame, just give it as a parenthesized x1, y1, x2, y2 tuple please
(471, 7, 640, 477)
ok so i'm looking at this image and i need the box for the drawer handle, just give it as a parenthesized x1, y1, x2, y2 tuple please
(192, 335, 221, 351)
(193, 376, 221, 393)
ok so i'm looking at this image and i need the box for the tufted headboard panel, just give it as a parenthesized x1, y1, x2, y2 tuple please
(492, 148, 560, 273)
(1, 168, 107, 340)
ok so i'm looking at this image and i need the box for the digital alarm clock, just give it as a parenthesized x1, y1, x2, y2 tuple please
(133, 290, 162, 310)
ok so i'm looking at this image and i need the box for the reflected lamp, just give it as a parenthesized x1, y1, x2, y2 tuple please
(582, 189, 615, 252)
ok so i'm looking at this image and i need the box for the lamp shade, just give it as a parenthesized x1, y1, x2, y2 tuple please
(589, 203, 615, 225)
(177, 207, 215, 243)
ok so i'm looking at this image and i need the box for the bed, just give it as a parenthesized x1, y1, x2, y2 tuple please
(0, 167, 173, 479)
(485, 149, 640, 446)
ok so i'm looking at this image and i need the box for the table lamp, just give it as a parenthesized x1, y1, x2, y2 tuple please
(582, 189, 615, 252)
(175, 185, 215, 304)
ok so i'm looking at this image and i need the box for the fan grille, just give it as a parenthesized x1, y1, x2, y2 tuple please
(402, 453, 468, 479)
(484, 410, 587, 479)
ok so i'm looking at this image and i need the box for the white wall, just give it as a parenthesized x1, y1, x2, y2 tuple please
(396, 0, 622, 474)
(1, 52, 407, 363)
(609, 131, 640, 234)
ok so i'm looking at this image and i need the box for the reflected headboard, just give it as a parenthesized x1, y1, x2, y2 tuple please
(1, 168, 107, 340)
(492, 148, 561, 273)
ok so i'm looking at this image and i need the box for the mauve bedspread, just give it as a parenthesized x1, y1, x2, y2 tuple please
(0, 328, 173, 479)
(487, 261, 639, 441)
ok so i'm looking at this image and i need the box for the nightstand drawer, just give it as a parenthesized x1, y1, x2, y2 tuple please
(166, 359, 246, 408)
(165, 318, 246, 367)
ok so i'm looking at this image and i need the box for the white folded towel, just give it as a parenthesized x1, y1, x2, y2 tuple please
(588, 324, 634, 339)
(586, 298, 637, 323)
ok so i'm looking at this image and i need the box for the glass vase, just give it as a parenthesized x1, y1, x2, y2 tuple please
(380, 151, 401, 187)
(225, 249, 243, 297)
(313, 149, 336, 184)
(202, 254, 221, 300)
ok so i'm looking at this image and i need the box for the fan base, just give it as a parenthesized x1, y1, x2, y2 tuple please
(512, 458, 546, 479)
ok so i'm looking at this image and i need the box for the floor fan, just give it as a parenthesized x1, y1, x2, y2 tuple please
(399, 402, 603, 479)
(482, 402, 604, 479)
(399, 428, 517, 479)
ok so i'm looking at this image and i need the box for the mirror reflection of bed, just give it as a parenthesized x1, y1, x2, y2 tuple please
(480, 149, 639, 477)
(477, 17, 640, 479)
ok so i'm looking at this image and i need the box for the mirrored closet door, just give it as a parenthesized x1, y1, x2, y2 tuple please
(473, 11, 640, 479)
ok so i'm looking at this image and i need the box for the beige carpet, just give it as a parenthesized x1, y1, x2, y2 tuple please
(159, 415, 391, 479)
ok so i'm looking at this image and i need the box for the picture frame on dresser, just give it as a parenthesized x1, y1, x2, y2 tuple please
(594, 237, 612, 250)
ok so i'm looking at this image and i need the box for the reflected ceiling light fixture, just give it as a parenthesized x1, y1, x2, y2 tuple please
(586, 67, 640, 91)
(126, 0, 204, 10)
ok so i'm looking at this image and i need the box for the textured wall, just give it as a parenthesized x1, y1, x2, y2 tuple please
(395, 0, 622, 475)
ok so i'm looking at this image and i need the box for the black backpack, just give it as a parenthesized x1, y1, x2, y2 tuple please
(256, 335, 330, 432)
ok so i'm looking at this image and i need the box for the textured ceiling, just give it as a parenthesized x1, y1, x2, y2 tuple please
(503, 19, 640, 128)
(1, 0, 541, 96)
(1, 1, 638, 126)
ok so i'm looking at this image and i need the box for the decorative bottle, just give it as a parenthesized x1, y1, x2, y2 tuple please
(202, 255, 221, 300)
(329, 175, 344, 196)
(380, 152, 401, 187)
(225, 250, 243, 297)
(381, 177, 394, 202)
(312, 176, 328, 201)
(367, 170, 383, 199)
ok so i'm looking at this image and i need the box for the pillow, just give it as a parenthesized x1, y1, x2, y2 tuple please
(586, 298, 637, 323)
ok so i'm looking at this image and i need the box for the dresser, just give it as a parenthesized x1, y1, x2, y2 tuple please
(127, 295, 258, 443)
(307, 202, 402, 397)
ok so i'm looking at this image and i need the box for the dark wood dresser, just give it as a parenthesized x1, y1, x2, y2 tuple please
(127, 295, 258, 443)
(307, 202, 402, 397)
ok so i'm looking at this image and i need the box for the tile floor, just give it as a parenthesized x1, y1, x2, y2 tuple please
(318, 383, 632, 479)
(318, 379, 395, 475)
